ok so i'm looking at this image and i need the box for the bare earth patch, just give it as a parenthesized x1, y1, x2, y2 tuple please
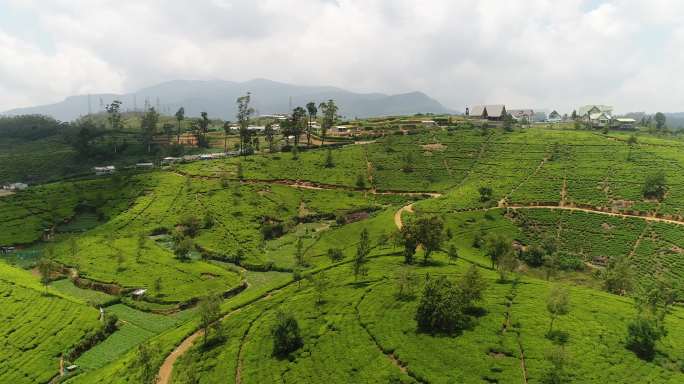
(421, 143, 447, 151)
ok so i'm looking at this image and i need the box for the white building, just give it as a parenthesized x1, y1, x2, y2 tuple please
(3, 183, 28, 191)
(93, 166, 116, 176)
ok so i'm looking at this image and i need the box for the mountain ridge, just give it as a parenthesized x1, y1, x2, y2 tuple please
(3, 79, 452, 121)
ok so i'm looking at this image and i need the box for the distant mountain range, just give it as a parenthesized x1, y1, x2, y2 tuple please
(3, 79, 452, 121)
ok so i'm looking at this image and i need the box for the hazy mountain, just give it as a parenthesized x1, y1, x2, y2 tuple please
(3, 79, 452, 121)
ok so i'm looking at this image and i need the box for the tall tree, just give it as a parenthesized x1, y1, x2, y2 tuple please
(37, 258, 56, 294)
(264, 122, 275, 153)
(546, 285, 570, 334)
(305, 102, 318, 146)
(295, 237, 305, 267)
(353, 228, 371, 280)
(105, 100, 123, 153)
(654, 112, 666, 131)
(484, 234, 513, 269)
(271, 311, 303, 357)
(140, 107, 159, 153)
(291, 106, 306, 147)
(222, 121, 232, 152)
(236, 93, 255, 157)
(319, 99, 338, 146)
(198, 294, 222, 344)
(198, 112, 210, 148)
(175, 107, 185, 144)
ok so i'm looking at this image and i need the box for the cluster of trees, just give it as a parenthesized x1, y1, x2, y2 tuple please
(397, 215, 445, 265)
(625, 275, 676, 360)
(415, 266, 487, 334)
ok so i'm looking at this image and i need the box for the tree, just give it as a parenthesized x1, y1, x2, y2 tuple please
(175, 107, 185, 144)
(295, 237, 305, 267)
(140, 107, 159, 153)
(654, 112, 666, 130)
(236, 93, 255, 156)
(478, 186, 493, 202)
(603, 255, 633, 295)
(394, 267, 419, 300)
(222, 121, 232, 152)
(105, 100, 122, 130)
(541, 346, 570, 384)
(625, 275, 676, 360)
(309, 271, 330, 305)
(448, 244, 459, 264)
(546, 285, 570, 334)
(271, 311, 303, 357)
(355, 173, 366, 189)
(324, 149, 334, 168)
(37, 258, 56, 294)
(626, 315, 666, 360)
(497, 250, 518, 282)
(179, 214, 202, 237)
(136, 343, 160, 384)
(327, 247, 344, 262)
(353, 228, 371, 280)
(197, 112, 210, 148)
(264, 123, 275, 153)
(105, 100, 123, 153)
(161, 122, 174, 146)
(502, 113, 515, 132)
(571, 110, 577, 120)
(642, 171, 667, 201)
(484, 234, 513, 269)
(198, 294, 222, 344)
(415, 274, 469, 334)
(458, 265, 487, 307)
(521, 245, 544, 267)
(399, 225, 418, 264)
(319, 99, 338, 146)
(69, 237, 79, 258)
(411, 215, 444, 264)
(174, 237, 193, 261)
(291, 106, 306, 147)
(306, 101, 317, 146)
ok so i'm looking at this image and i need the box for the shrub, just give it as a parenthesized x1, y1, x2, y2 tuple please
(642, 171, 666, 201)
(261, 222, 285, 240)
(521, 245, 544, 267)
(179, 214, 201, 237)
(478, 186, 493, 202)
(327, 248, 344, 262)
(626, 315, 665, 360)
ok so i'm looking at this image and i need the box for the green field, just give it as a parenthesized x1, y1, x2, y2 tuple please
(4, 123, 684, 383)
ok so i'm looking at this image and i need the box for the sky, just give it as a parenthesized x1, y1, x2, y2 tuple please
(0, 0, 683, 114)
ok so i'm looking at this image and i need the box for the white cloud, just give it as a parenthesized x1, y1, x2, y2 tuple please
(1, 0, 684, 113)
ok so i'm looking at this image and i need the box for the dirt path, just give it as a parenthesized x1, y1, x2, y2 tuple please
(505, 204, 684, 227)
(157, 330, 204, 384)
(394, 203, 414, 230)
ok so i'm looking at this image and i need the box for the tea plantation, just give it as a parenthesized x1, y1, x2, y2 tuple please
(4, 125, 684, 383)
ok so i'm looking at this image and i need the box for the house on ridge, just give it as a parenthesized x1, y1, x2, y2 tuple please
(508, 109, 535, 123)
(469, 105, 507, 121)
(548, 110, 562, 123)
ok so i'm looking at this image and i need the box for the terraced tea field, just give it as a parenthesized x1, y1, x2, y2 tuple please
(4, 126, 684, 384)
(0, 264, 100, 384)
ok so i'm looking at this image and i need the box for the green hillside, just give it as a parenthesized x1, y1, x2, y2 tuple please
(2, 123, 684, 384)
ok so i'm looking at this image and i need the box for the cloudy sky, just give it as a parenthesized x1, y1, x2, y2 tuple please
(1, 0, 683, 114)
